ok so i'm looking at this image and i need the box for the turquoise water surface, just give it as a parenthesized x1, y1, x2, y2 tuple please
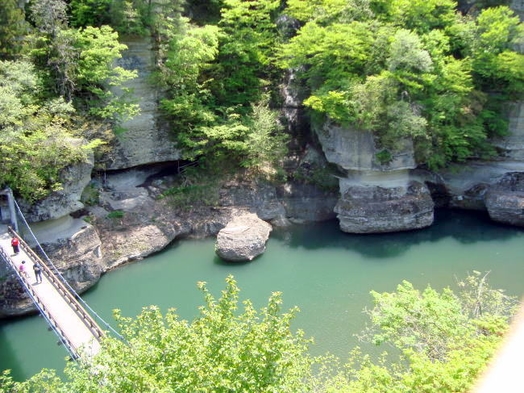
(2, 209, 524, 381)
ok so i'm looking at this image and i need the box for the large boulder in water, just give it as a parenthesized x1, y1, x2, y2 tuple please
(215, 213, 272, 262)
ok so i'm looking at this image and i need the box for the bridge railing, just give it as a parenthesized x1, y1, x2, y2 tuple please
(0, 245, 79, 360)
(8, 227, 105, 344)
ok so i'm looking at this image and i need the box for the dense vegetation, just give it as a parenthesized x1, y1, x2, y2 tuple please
(0, 0, 137, 202)
(280, 0, 524, 167)
(0, 1, 522, 390)
(0, 273, 517, 392)
(1, 0, 522, 201)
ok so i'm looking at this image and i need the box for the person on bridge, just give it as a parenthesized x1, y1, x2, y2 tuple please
(18, 261, 28, 278)
(33, 262, 43, 284)
(11, 236, 19, 255)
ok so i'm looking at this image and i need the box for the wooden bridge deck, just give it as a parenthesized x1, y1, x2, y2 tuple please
(0, 229, 102, 359)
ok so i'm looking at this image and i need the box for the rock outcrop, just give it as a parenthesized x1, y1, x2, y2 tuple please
(215, 212, 272, 261)
(335, 180, 434, 233)
(30, 216, 103, 293)
(316, 122, 434, 233)
(18, 150, 94, 222)
(485, 172, 524, 227)
(0, 216, 103, 317)
(101, 37, 181, 170)
(219, 180, 337, 226)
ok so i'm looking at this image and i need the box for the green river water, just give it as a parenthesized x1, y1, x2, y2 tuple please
(2, 209, 524, 381)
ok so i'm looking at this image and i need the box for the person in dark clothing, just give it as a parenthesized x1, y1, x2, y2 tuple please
(11, 236, 19, 254)
(33, 262, 43, 284)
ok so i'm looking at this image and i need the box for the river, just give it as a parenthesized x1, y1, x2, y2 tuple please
(2, 209, 524, 381)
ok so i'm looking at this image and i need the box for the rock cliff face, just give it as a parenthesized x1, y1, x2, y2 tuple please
(485, 172, 524, 226)
(315, 121, 434, 233)
(29, 216, 104, 293)
(3, 8, 524, 317)
(511, 0, 524, 20)
(18, 149, 94, 222)
(335, 181, 434, 233)
(100, 37, 181, 170)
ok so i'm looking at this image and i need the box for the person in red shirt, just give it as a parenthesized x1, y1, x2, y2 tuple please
(11, 236, 19, 255)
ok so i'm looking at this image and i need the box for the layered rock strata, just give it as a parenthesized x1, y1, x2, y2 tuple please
(316, 122, 434, 233)
(485, 172, 524, 227)
(101, 37, 181, 170)
(335, 180, 434, 234)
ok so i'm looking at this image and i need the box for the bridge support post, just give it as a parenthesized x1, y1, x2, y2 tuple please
(5, 188, 18, 232)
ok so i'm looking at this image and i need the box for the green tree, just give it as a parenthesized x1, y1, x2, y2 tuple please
(242, 97, 289, 172)
(69, 25, 139, 121)
(7, 276, 316, 392)
(0, 0, 29, 60)
(0, 60, 93, 202)
(279, 2, 524, 169)
(322, 272, 518, 392)
(28, 0, 78, 99)
(471, 6, 524, 95)
(285, 0, 379, 24)
(110, 0, 148, 36)
(212, 0, 282, 107)
(69, 0, 112, 28)
(158, 13, 288, 174)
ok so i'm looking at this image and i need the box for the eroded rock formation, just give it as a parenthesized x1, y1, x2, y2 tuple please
(100, 37, 181, 170)
(18, 148, 94, 222)
(316, 121, 434, 233)
(335, 181, 434, 233)
(485, 172, 524, 227)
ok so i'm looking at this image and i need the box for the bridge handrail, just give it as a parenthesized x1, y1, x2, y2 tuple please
(0, 245, 79, 360)
(8, 227, 105, 341)
(11, 198, 125, 343)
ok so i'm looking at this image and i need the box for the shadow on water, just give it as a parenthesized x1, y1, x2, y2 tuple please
(213, 255, 256, 266)
(272, 209, 524, 259)
(0, 321, 23, 380)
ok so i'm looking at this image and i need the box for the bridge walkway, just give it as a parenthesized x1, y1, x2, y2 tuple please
(0, 228, 103, 359)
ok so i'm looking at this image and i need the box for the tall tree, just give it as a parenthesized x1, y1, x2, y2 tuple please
(212, 0, 282, 107)
(0, 0, 29, 60)
(278, 2, 524, 169)
(29, 0, 77, 100)
(0, 60, 92, 202)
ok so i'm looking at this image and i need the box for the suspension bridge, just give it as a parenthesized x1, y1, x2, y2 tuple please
(0, 188, 121, 361)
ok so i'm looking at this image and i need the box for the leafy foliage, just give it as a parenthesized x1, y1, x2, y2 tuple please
(278, 2, 524, 169)
(70, 25, 139, 121)
(5, 276, 317, 392)
(333, 271, 519, 392)
(0, 60, 91, 202)
(1, 273, 516, 392)
(69, 0, 112, 28)
(0, 0, 29, 60)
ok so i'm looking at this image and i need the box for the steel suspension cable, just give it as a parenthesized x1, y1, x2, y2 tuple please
(13, 198, 125, 342)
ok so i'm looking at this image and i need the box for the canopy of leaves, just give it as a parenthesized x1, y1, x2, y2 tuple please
(1, 273, 517, 392)
(0, 60, 91, 202)
(278, 2, 524, 169)
(4, 276, 317, 392)
(158, 11, 288, 175)
(325, 271, 518, 392)
(0, 0, 29, 60)
(0, 2, 136, 201)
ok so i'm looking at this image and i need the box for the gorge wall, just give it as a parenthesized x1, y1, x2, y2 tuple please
(2, 3, 524, 316)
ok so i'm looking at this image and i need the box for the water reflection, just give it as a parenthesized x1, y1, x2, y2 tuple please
(273, 209, 524, 259)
